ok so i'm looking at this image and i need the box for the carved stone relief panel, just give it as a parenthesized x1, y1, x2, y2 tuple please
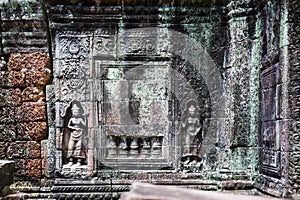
(95, 60, 173, 170)
(261, 121, 280, 175)
(93, 28, 117, 58)
(117, 28, 157, 57)
(48, 27, 213, 177)
(51, 31, 95, 176)
(55, 32, 92, 102)
(261, 65, 281, 176)
(54, 101, 94, 175)
(170, 57, 210, 171)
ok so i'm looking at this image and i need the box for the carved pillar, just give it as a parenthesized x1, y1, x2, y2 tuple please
(222, 0, 259, 175)
(47, 31, 95, 176)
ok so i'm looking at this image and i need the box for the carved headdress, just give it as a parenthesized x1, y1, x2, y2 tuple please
(69, 100, 84, 116)
(71, 104, 80, 112)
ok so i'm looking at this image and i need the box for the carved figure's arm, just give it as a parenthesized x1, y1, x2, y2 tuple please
(67, 118, 77, 130)
(80, 117, 86, 126)
(182, 118, 187, 128)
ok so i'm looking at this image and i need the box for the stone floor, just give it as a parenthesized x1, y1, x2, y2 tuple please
(0, 160, 291, 200)
(120, 183, 287, 200)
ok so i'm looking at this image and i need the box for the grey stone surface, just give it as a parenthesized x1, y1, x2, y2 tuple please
(120, 182, 280, 200)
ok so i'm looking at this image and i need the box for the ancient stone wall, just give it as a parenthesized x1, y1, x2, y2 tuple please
(255, 0, 299, 197)
(221, 0, 259, 178)
(0, 0, 299, 198)
(254, 0, 290, 197)
(44, 0, 231, 189)
(0, 0, 51, 186)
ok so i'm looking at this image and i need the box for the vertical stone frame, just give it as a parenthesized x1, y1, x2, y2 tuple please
(50, 31, 95, 176)
(261, 64, 281, 176)
(94, 60, 175, 170)
(256, 0, 292, 196)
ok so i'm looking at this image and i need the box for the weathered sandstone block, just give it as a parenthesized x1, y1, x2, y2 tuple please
(14, 159, 41, 179)
(17, 122, 47, 141)
(6, 141, 41, 159)
(15, 102, 46, 122)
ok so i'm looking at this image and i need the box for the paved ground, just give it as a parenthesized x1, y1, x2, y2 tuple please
(120, 183, 289, 200)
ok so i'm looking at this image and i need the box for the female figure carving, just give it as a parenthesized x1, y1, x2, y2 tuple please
(64, 102, 87, 168)
(181, 100, 203, 165)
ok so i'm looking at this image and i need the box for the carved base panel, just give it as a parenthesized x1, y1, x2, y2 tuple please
(101, 158, 168, 170)
(62, 165, 88, 172)
(13, 174, 256, 199)
(261, 150, 281, 176)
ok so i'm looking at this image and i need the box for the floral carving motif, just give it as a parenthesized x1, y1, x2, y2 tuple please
(58, 36, 90, 92)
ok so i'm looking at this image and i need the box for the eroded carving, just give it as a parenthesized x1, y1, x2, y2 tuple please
(56, 36, 90, 101)
(94, 36, 116, 56)
(62, 101, 88, 170)
(181, 100, 203, 170)
(118, 29, 157, 56)
(106, 136, 162, 151)
(49, 29, 214, 175)
(260, 66, 281, 176)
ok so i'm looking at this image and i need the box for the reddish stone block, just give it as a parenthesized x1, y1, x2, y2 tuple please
(8, 71, 25, 87)
(25, 68, 51, 87)
(8, 53, 50, 71)
(15, 102, 46, 122)
(0, 124, 16, 141)
(0, 107, 15, 124)
(22, 87, 45, 102)
(15, 159, 41, 179)
(6, 141, 41, 159)
(7, 53, 23, 71)
(0, 88, 22, 107)
(22, 53, 50, 70)
(17, 122, 47, 141)
(26, 159, 42, 178)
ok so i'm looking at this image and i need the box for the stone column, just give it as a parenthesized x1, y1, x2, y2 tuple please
(221, 0, 259, 179)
